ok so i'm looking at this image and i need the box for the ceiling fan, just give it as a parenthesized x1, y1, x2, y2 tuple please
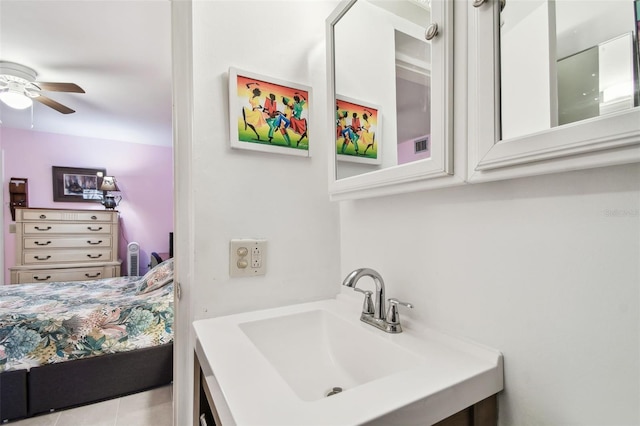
(0, 61, 84, 114)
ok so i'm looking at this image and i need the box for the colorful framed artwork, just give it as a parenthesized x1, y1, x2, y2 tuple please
(52, 166, 106, 202)
(229, 67, 311, 157)
(336, 96, 382, 165)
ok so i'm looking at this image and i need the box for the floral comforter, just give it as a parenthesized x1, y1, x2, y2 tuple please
(0, 277, 173, 373)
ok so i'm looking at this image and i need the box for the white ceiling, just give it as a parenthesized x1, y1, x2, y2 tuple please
(0, 0, 173, 147)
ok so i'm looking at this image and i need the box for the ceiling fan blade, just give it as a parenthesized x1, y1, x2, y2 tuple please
(34, 95, 76, 114)
(36, 82, 85, 93)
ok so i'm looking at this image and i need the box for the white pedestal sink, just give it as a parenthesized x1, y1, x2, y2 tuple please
(193, 295, 503, 425)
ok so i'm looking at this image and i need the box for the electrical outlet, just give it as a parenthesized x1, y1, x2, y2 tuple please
(230, 239, 267, 277)
(252, 245, 267, 268)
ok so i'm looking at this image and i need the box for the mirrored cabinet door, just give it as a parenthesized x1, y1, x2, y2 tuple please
(327, 0, 459, 200)
(468, 0, 640, 182)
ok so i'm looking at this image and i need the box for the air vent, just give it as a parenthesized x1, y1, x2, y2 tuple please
(414, 137, 429, 153)
(127, 242, 140, 276)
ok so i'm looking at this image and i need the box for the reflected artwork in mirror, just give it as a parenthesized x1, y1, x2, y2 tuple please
(333, 0, 435, 181)
(336, 95, 382, 165)
(500, 0, 640, 141)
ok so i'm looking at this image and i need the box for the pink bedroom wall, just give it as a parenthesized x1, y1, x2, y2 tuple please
(397, 134, 431, 165)
(1, 127, 174, 284)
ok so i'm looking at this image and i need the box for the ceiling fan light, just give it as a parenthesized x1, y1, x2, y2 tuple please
(0, 90, 33, 109)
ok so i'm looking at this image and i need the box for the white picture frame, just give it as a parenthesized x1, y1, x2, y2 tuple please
(229, 67, 312, 157)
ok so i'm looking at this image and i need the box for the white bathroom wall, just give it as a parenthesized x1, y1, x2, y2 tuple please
(173, 2, 342, 424)
(339, 163, 640, 424)
(189, 0, 341, 320)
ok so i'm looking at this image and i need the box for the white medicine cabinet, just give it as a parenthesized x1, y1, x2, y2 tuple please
(468, 0, 640, 182)
(327, 0, 466, 201)
(327, 0, 640, 200)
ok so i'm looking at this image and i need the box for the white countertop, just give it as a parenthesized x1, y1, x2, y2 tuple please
(193, 295, 503, 425)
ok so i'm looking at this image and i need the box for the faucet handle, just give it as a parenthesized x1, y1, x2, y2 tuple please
(386, 298, 414, 325)
(354, 288, 375, 315)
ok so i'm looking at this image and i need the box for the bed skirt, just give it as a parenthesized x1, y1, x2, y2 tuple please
(0, 342, 173, 422)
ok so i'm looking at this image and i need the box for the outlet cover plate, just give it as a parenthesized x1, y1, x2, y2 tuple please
(230, 239, 267, 277)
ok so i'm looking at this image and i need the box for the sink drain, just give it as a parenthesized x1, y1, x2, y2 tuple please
(325, 386, 344, 397)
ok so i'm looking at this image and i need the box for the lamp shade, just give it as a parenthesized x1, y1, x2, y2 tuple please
(100, 176, 120, 192)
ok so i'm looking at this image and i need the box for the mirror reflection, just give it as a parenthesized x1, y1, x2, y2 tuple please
(334, 0, 432, 180)
(395, 30, 432, 165)
(500, 0, 640, 140)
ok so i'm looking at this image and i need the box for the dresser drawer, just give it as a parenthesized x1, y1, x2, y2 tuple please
(23, 223, 113, 235)
(11, 266, 114, 284)
(23, 236, 112, 249)
(20, 210, 114, 222)
(22, 248, 114, 265)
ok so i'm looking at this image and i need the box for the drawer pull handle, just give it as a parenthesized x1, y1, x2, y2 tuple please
(91, 215, 98, 220)
(34, 255, 52, 261)
(87, 240, 103, 245)
(87, 226, 103, 231)
(87, 254, 103, 259)
(35, 226, 52, 231)
(39, 214, 47, 219)
(34, 275, 52, 281)
(85, 272, 101, 278)
(34, 241, 52, 246)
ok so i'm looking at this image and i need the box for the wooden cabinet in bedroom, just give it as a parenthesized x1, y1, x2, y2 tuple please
(9, 208, 122, 284)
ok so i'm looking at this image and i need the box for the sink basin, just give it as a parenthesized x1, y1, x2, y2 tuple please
(193, 296, 503, 425)
(239, 309, 424, 401)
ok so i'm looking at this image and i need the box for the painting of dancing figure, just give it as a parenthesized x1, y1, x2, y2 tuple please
(336, 96, 382, 165)
(229, 67, 311, 157)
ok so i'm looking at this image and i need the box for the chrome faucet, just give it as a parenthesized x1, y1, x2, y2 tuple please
(342, 268, 386, 320)
(342, 268, 413, 333)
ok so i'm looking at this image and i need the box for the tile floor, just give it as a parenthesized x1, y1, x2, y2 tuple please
(7, 385, 172, 426)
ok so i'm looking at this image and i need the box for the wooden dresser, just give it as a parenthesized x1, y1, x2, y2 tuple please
(9, 208, 122, 284)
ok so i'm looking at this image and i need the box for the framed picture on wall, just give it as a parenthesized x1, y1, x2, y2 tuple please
(228, 67, 311, 157)
(336, 95, 382, 165)
(52, 166, 106, 202)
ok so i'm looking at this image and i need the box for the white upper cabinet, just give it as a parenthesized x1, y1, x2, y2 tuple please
(327, 0, 465, 200)
(327, 0, 640, 200)
(468, 0, 640, 183)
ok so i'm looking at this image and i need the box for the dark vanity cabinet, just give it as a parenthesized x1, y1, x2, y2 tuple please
(434, 395, 498, 426)
(193, 352, 221, 426)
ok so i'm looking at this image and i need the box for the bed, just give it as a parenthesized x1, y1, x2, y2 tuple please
(0, 259, 174, 422)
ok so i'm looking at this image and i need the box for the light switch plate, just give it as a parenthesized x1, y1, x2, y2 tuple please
(230, 239, 267, 277)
